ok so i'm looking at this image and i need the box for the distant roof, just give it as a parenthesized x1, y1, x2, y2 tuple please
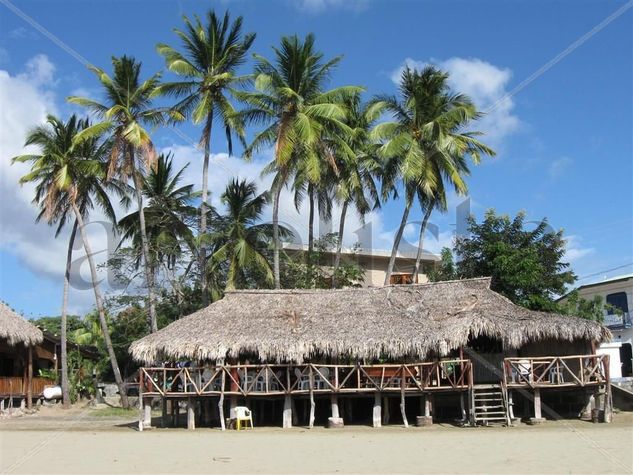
(282, 243, 440, 261)
(574, 273, 633, 291)
(0, 302, 44, 347)
(130, 277, 608, 364)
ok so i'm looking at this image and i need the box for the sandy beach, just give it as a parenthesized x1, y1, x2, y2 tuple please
(0, 407, 631, 474)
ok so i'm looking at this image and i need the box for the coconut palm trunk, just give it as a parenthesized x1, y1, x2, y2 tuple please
(384, 200, 413, 285)
(130, 150, 158, 333)
(71, 201, 129, 409)
(332, 200, 349, 288)
(411, 203, 434, 282)
(60, 219, 78, 408)
(307, 185, 315, 260)
(272, 183, 283, 289)
(199, 114, 213, 306)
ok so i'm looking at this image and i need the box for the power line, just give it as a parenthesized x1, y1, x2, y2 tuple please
(577, 263, 633, 280)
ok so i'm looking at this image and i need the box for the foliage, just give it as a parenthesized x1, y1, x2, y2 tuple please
(427, 247, 456, 282)
(281, 234, 365, 289)
(557, 291, 606, 322)
(33, 314, 85, 336)
(452, 210, 576, 311)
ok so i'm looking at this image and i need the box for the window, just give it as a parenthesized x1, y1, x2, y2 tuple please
(390, 274, 416, 285)
(606, 292, 629, 313)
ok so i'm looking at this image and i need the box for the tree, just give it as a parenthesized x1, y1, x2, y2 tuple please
(237, 33, 361, 288)
(558, 291, 606, 322)
(371, 66, 494, 285)
(454, 210, 576, 311)
(68, 55, 176, 333)
(331, 94, 381, 287)
(427, 247, 456, 282)
(155, 10, 255, 305)
(13, 115, 130, 408)
(209, 179, 288, 290)
(117, 154, 197, 307)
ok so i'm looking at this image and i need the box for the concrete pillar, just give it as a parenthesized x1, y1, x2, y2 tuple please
(373, 392, 382, 428)
(283, 395, 293, 428)
(187, 397, 195, 430)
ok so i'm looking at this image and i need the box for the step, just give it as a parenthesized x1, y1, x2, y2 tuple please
(475, 417, 508, 422)
(475, 405, 505, 410)
(475, 411, 507, 416)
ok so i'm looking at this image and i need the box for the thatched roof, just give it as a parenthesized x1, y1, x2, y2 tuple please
(0, 302, 43, 347)
(130, 278, 610, 364)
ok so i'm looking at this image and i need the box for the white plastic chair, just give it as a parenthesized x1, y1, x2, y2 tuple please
(233, 406, 253, 430)
(295, 368, 311, 390)
(316, 367, 330, 389)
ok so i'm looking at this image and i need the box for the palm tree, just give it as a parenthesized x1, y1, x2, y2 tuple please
(331, 95, 381, 287)
(372, 66, 494, 285)
(13, 115, 130, 408)
(68, 56, 176, 333)
(237, 34, 361, 288)
(155, 10, 255, 306)
(209, 179, 287, 290)
(118, 154, 197, 302)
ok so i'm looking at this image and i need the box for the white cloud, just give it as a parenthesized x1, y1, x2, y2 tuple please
(548, 156, 572, 179)
(564, 235, 594, 263)
(293, 0, 368, 13)
(391, 57, 520, 145)
(0, 56, 115, 313)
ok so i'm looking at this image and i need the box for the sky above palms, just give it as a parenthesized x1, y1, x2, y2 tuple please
(1, 0, 631, 317)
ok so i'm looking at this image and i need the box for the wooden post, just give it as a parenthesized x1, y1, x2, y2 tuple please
(143, 398, 152, 428)
(161, 397, 168, 428)
(330, 394, 340, 419)
(283, 395, 293, 428)
(400, 372, 409, 428)
(218, 370, 226, 431)
(604, 355, 612, 423)
(26, 346, 33, 410)
(460, 392, 467, 422)
(187, 397, 195, 430)
(424, 394, 432, 417)
(507, 390, 515, 421)
(373, 392, 382, 428)
(533, 388, 542, 420)
(308, 367, 315, 428)
(138, 376, 144, 432)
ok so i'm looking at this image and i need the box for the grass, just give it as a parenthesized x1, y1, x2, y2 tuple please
(91, 406, 137, 417)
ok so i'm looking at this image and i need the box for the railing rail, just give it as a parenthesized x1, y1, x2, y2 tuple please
(139, 360, 472, 397)
(504, 354, 608, 388)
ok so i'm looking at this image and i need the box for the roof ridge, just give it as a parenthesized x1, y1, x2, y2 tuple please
(225, 277, 492, 295)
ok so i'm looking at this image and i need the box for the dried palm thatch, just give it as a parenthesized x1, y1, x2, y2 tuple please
(130, 278, 610, 363)
(0, 302, 43, 347)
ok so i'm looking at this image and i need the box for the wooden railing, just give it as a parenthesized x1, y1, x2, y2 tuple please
(0, 377, 56, 396)
(503, 354, 608, 388)
(139, 360, 472, 397)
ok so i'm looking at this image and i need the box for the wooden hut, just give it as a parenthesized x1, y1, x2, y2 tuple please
(130, 278, 612, 430)
(0, 302, 44, 409)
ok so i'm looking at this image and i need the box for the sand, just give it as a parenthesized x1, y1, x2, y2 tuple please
(0, 407, 632, 474)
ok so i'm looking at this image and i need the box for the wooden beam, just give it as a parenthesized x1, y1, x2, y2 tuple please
(373, 392, 382, 428)
(283, 395, 292, 428)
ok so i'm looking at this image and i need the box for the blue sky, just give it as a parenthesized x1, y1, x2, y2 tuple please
(1, 0, 631, 317)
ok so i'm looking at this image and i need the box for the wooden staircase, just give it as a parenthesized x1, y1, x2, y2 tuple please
(470, 384, 511, 426)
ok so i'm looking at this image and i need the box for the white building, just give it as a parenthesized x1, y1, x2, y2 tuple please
(563, 274, 633, 380)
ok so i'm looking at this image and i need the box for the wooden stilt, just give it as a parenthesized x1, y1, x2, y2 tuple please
(507, 390, 515, 421)
(400, 377, 409, 428)
(138, 382, 144, 432)
(283, 395, 293, 428)
(424, 395, 431, 417)
(328, 394, 343, 428)
(460, 392, 467, 422)
(187, 397, 195, 430)
(26, 346, 33, 410)
(373, 392, 382, 428)
(174, 400, 180, 427)
(218, 371, 226, 431)
(533, 388, 542, 420)
(330, 394, 340, 419)
(143, 398, 152, 428)
(308, 367, 315, 428)
(291, 397, 298, 426)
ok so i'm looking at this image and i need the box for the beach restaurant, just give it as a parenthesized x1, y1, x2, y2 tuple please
(130, 277, 613, 430)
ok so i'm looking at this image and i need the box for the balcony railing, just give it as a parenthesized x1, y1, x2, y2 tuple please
(603, 311, 632, 329)
(503, 354, 609, 388)
(139, 360, 472, 397)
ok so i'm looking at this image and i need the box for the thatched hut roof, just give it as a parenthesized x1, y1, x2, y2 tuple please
(130, 278, 610, 363)
(0, 302, 43, 347)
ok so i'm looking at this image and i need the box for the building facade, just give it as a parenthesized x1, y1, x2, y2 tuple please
(565, 274, 633, 379)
